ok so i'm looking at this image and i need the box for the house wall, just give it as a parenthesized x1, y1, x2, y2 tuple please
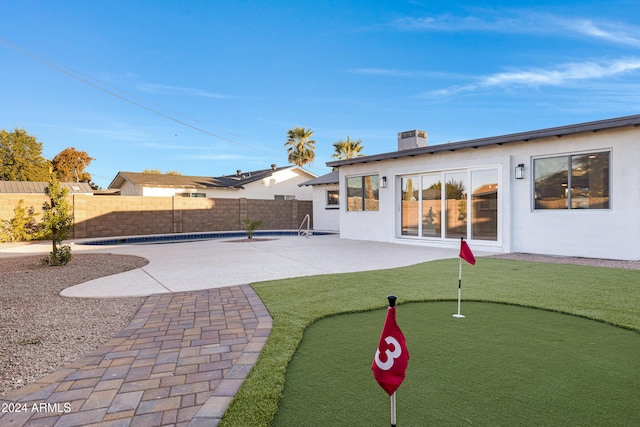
(311, 184, 339, 231)
(337, 125, 640, 260)
(232, 169, 314, 200)
(507, 126, 640, 260)
(0, 195, 312, 239)
(122, 169, 315, 200)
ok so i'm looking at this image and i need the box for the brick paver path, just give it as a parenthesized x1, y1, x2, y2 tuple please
(0, 285, 272, 427)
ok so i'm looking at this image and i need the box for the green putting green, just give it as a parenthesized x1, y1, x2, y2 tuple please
(273, 302, 640, 426)
(220, 259, 640, 426)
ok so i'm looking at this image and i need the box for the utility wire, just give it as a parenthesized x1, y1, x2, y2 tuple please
(0, 37, 279, 156)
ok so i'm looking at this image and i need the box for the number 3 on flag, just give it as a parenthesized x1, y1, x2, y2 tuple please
(374, 336, 402, 370)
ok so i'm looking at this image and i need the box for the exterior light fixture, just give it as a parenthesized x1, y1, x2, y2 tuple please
(515, 164, 525, 180)
(380, 176, 387, 188)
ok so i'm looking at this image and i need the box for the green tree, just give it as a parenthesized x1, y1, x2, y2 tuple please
(52, 147, 94, 182)
(41, 173, 74, 266)
(0, 128, 50, 181)
(331, 136, 365, 160)
(285, 127, 316, 166)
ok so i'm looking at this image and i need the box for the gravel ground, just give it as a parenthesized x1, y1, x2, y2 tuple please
(0, 253, 148, 396)
(489, 253, 640, 269)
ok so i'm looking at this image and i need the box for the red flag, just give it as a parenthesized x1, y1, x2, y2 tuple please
(372, 307, 409, 396)
(460, 239, 476, 265)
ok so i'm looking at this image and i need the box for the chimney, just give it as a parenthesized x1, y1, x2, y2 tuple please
(236, 169, 242, 176)
(271, 164, 277, 170)
(398, 130, 427, 151)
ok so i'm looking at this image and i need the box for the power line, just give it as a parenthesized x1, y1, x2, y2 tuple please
(0, 37, 278, 155)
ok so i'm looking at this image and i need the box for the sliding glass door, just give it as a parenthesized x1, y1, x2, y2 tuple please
(398, 168, 499, 242)
(401, 177, 419, 236)
(421, 175, 441, 237)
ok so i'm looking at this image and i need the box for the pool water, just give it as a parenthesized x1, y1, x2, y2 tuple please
(78, 230, 335, 245)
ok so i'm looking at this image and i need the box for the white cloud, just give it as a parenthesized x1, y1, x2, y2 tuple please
(392, 14, 527, 33)
(420, 58, 640, 98)
(181, 153, 253, 161)
(561, 19, 640, 47)
(391, 11, 640, 47)
(137, 83, 230, 98)
(350, 68, 416, 77)
(481, 59, 640, 87)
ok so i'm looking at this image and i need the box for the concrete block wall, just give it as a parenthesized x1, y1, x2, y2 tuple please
(0, 195, 313, 239)
(0, 195, 49, 222)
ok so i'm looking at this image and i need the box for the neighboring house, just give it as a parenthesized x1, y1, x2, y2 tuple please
(108, 165, 316, 200)
(300, 170, 339, 231)
(327, 114, 640, 261)
(0, 181, 94, 195)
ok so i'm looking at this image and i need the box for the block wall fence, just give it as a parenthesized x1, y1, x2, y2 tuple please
(0, 195, 313, 239)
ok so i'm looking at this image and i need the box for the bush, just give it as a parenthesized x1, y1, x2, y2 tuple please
(242, 217, 263, 239)
(40, 243, 72, 266)
(0, 200, 43, 242)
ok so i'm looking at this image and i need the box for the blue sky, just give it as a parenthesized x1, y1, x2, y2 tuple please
(2, 1, 640, 188)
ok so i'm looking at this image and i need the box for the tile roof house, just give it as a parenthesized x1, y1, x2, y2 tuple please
(0, 181, 94, 194)
(108, 165, 317, 200)
(326, 114, 640, 260)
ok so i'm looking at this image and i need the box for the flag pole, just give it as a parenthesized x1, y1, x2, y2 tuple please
(391, 391, 397, 427)
(453, 237, 465, 318)
(388, 295, 398, 427)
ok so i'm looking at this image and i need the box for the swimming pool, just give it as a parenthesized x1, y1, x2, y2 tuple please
(78, 230, 336, 245)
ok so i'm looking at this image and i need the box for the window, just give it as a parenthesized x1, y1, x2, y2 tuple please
(327, 190, 339, 208)
(347, 175, 379, 211)
(471, 169, 498, 240)
(179, 192, 206, 198)
(401, 177, 419, 235)
(421, 175, 442, 237)
(445, 172, 467, 239)
(275, 195, 296, 200)
(398, 168, 499, 242)
(534, 152, 609, 210)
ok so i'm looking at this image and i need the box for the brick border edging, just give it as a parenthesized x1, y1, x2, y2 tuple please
(187, 285, 272, 427)
(0, 285, 273, 427)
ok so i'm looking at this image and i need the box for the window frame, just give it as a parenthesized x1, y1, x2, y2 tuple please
(326, 189, 339, 209)
(533, 150, 611, 211)
(346, 174, 380, 212)
(396, 166, 500, 243)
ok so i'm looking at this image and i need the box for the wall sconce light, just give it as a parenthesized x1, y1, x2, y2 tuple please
(515, 164, 525, 180)
(380, 176, 387, 188)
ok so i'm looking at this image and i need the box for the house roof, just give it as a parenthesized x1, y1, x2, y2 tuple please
(108, 166, 316, 190)
(299, 170, 339, 186)
(0, 181, 94, 194)
(327, 113, 640, 168)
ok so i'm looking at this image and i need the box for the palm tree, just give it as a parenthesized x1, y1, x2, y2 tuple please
(285, 127, 316, 166)
(331, 136, 365, 160)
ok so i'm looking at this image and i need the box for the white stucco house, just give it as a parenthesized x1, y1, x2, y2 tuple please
(300, 170, 340, 231)
(108, 165, 316, 200)
(326, 115, 640, 261)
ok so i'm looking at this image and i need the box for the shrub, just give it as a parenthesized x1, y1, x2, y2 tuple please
(242, 217, 263, 239)
(0, 200, 43, 242)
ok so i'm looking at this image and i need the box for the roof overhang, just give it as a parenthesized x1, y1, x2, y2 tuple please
(327, 114, 640, 168)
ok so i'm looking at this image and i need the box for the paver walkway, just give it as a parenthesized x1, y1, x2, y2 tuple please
(0, 285, 272, 427)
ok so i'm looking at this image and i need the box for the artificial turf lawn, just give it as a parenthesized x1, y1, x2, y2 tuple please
(220, 258, 640, 426)
(273, 301, 640, 426)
